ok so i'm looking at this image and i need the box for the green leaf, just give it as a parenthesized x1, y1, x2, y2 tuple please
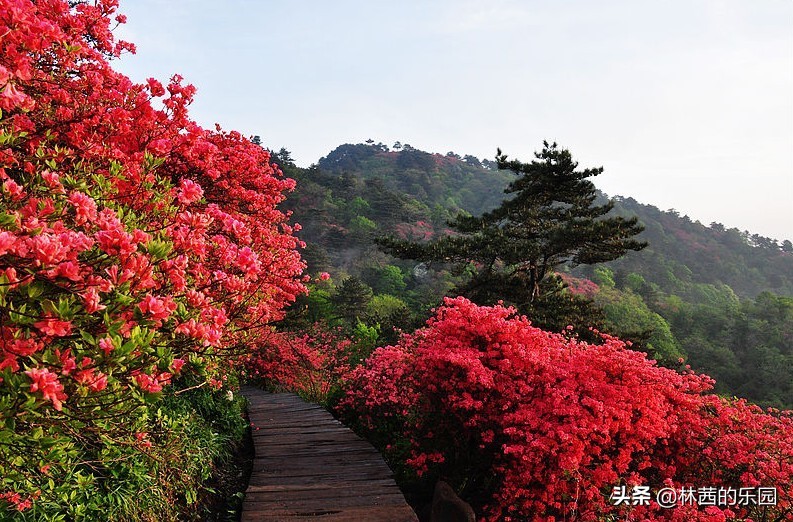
(0, 212, 17, 229)
(143, 391, 162, 404)
(9, 303, 31, 325)
(40, 299, 58, 315)
(57, 295, 74, 318)
(27, 281, 45, 299)
(145, 239, 172, 260)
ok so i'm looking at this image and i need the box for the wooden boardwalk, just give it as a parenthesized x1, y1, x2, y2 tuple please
(240, 387, 418, 521)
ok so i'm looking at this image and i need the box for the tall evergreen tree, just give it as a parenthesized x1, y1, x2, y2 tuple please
(379, 142, 647, 324)
(330, 277, 374, 324)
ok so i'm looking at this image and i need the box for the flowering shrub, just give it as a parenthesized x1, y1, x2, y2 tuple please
(337, 297, 793, 521)
(557, 272, 600, 299)
(245, 323, 353, 405)
(0, 0, 304, 516)
(394, 220, 435, 241)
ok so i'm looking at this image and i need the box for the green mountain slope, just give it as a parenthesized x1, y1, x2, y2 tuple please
(602, 196, 793, 298)
(317, 142, 513, 216)
(316, 143, 793, 299)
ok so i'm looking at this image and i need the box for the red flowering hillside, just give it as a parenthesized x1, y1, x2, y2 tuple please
(338, 297, 793, 521)
(0, 0, 304, 515)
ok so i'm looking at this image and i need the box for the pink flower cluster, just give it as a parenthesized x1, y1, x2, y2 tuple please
(557, 272, 600, 299)
(24, 368, 67, 411)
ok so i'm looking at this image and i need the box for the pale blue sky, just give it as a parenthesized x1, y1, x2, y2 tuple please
(115, 0, 792, 241)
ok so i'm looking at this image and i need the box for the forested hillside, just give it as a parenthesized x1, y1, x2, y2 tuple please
(317, 142, 512, 216)
(276, 142, 793, 408)
(604, 196, 793, 298)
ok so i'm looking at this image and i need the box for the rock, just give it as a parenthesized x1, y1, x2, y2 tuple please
(430, 481, 476, 522)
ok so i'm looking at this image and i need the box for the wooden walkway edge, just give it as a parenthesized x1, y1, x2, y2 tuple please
(240, 386, 418, 521)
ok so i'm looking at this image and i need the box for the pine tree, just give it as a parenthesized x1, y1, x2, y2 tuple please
(330, 277, 374, 324)
(379, 142, 647, 325)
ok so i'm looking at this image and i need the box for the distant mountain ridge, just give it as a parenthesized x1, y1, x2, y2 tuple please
(317, 142, 512, 216)
(311, 142, 793, 300)
(602, 196, 793, 298)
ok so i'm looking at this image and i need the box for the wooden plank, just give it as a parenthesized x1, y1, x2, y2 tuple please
(249, 446, 369, 455)
(249, 422, 347, 435)
(243, 497, 412, 511)
(251, 457, 392, 469)
(251, 447, 381, 458)
(244, 485, 410, 502)
(240, 387, 417, 521)
(246, 475, 399, 486)
(251, 465, 393, 478)
(247, 405, 328, 413)
(245, 479, 398, 493)
(245, 484, 404, 500)
(241, 505, 418, 522)
(249, 414, 332, 422)
(248, 473, 395, 487)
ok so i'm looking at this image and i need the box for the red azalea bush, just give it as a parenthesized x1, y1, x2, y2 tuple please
(0, 0, 304, 515)
(395, 220, 435, 241)
(557, 272, 600, 299)
(337, 297, 793, 521)
(245, 322, 352, 404)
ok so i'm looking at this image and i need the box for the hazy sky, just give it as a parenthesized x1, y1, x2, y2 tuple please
(114, 0, 792, 241)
